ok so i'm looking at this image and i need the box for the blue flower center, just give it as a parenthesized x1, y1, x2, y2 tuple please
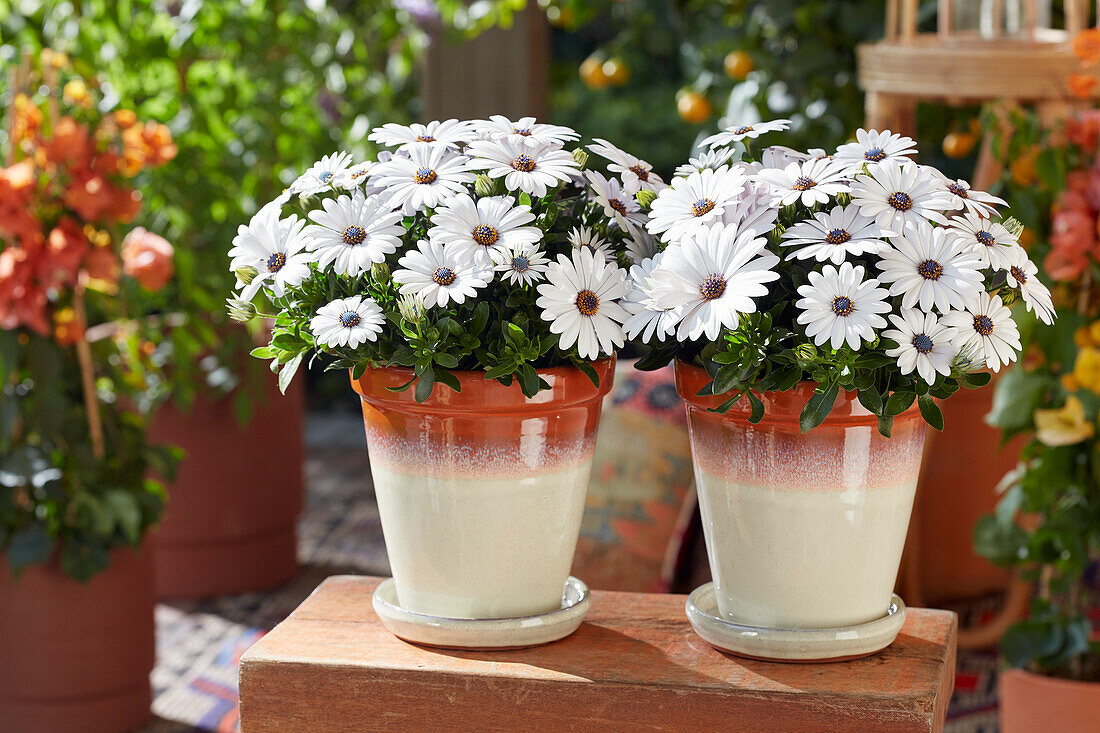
(339, 311, 361, 328)
(416, 134, 435, 142)
(318, 171, 334, 183)
(266, 252, 286, 272)
(609, 198, 628, 215)
(472, 225, 499, 246)
(629, 164, 650, 181)
(432, 266, 456, 286)
(948, 183, 968, 198)
(733, 125, 753, 135)
(575, 289, 599, 316)
(342, 225, 366, 245)
(976, 230, 995, 246)
(512, 127, 532, 136)
(512, 255, 530, 272)
(917, 259, 943, 281)
(691, 198, 716, 217)
(511, 154, 536, 172)
(793, 176, 816, 191)
(911, 333, 934, 354)
(414, 167, 438, 184)
(831, 295, 853, 317)
(699, 274, 727, 301)
(864, 147, 886, 162)
(1010, 265, 1027, 284)
(826, 228, 851, 244)
(974, 314, 994, 336)
(888, 191, 914, 211)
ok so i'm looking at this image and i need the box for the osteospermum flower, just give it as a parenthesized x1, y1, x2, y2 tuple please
(568, 226, 611, 256)
(883, 309, 958, 385)
(585, 171, 644, 226)
(535, 247, 629, 360)
(587, 138, 665, 194)
(367, 142, 474, 214)
(876, 221, 984, 312)
(304, 190, 404, 276)
(1004, 252, 1056, 325)
(428, 194, 541, 263)
(310, 295, 385, 349)
(834, 129, 918, 169)
(229, 203, 313, 300)
(392, 239, 492, 307)
(719, 181, 778, 237)
(368, 119, 474, 150)
(781, 204, 887, 264)
(947, 211, 1021, 271)
(941, 292, 1021, 371)
(646, 166, 748, 242)
(795, 262, 891, 350)
(621, 253, 681, 343)
(754, 157, 851, 207)
(476, 115, 580, 146)
(673, 148, 736, 178)
(850, 160, 953, 235)
(700, 118, 792, 149)
(464, 138, 580, 198)
(333, 161, 375, 190)
(649, 223, 781, 341)
(293, 151, 354, 196)
(493, 242, 550, 286)
(939, 177, 1006, 218)
(622, 220, 661, 264)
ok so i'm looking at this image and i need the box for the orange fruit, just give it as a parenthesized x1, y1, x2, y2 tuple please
(603, 57, 630, 86)
(579, 56, 609, 90)
(942, 131, 976, 159)
(676, 90, 711, 124)
(724, 51, 754, 80)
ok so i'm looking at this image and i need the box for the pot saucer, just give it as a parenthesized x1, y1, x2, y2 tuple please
(686, 583, 907, 662)
(372, 576, 590, 650)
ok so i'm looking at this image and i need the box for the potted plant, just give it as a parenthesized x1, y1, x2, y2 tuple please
(0, 52, 178, 732)
(230, 117, 651, 646)
(625, 120, 1053, 661)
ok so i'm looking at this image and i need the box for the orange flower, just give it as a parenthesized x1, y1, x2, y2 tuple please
(0, 161, 39, 240)
(1074, 28, 1100, 66)
(1067, 73, 1098, 100)
(11, 94, 43, 143)
(1067, 110, 1100, 149)
(104, 186, 142, 223)
(84, 246, 121, 286)
(39, 217, 89, 288)
(62, 79, 92, 109)
(0, 246, 50, 336)
(41, 117, 94, 168)
(112, 109, 138, 129)
(52, 306, 84, 346)
(1010, 146, 1040, 186)
(121, 227, 174, 291)
(64, 169, 113, 221)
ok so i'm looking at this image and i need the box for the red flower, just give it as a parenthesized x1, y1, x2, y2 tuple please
(39, 218, 89, 288)
(121, 227, 174, 291)
(41, 117, 93, 168)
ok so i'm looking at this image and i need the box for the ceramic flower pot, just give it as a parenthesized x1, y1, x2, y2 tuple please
(1000, 668, 1100, 733)
(0, 547, 155, 733)
(351, 359, 614, 620)
(675, 361, 926, 656)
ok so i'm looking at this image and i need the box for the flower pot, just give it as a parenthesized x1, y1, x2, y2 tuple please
(0, 547, 155, 733)
(351, 359, 613, 620)
(148, 374, 304, 599)
(675, 361, 926, 648)
(1000, 668, 1100, 733)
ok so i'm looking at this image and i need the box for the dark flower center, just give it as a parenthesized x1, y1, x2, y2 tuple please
(318, 171, 334, 183)
(917, 259, 943, 280)
(911, 333, 934, 354)
(432, 266, 456, 286)
(512, 255, 530, 272)
(699, 274, 727, 301)
(511, 154, 536, 172)
(339, 311, 361, 328)
(691, 198, 716, 217)
(342, 225, 366, 246)
(734, 125, 753, 135)
(266, 252, 287, 272)
(512, 127, 531, 136)
(609, 198, 628, 215)
(888, 191, 914, 211)
(416, 134, 435, 142)
(414, 167, 438, 184)
(1010, 265, 1027, 284)
(826, 228, 851, 245)
(629, 164, 650, 181)
(575, 289, 599, 316)
(864, 147, 886, 162)
(948, 183, 968, 198)
(793, 176, 816, 191)
(472, 225, 499, 246)
(976, 230, 995, 246)
(973, 314, 994, 336)
(831, 295, 853, 317)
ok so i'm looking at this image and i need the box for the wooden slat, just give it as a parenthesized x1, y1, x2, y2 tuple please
(239, 576, 958, 733)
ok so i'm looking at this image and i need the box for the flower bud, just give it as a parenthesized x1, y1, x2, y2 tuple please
(1003, 216, 1025, 238)
(226, 297, 258, 322)
(371, 261, 390, 283)
(474, 174, 495, 198)
(572, 148, 589, 169)
(397, 292, 425, 323)
(999, 287, 1018, 306)
(635, 189, 657, 208)
(235, 266, 259, 285)
(794, 342, 817, 362)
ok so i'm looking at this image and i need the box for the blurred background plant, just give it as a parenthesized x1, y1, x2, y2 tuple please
(0, 52, 180, 581)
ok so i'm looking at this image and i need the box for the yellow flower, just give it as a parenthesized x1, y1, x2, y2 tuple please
(1034, 396, 1095, 446)
(1073, 347, 1100, 393)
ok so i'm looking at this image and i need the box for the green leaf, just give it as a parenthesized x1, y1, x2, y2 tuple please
(877, 414, 894, 438)
(105, 490, 143, 544)
(857, 387, 884, 416)
(987, 368, 1047, 434)
(433, 353, 459, 369)
(917, 394, 944, 431)
(746, 391, 764, 424)
(885, 390, 916, 416)
(434, 368, 461, 393)
(574, 360, 600, 389)
(973, 514, 1027, 566)
(59, 538, 110, 582)
(250, 346, 278, 359)
(414, 366, 436, 403)
(278, 352, 303, 394)
(799, 382, 839, 434)
(7, 524, 54, 574)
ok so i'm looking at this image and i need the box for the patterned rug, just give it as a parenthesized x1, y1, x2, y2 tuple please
(143, 410, 1010, 733)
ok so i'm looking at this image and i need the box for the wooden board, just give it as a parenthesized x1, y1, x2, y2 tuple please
(239, 576, 957, 732)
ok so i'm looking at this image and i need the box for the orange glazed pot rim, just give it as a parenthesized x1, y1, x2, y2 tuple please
(673, 359, 921, 427)
(351, 357, 615, 412)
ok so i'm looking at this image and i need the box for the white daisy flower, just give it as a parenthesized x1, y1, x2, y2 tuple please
(333, 161, 374, 190)
(392, 239, 492, 307)
(1004, 252, 1056, 325)
(674, 148, 735, 179)
(476, 115, 580, 146)
(493, 242, 550, 286)
(940, 177, 1006, 218)
(834, 129, 918, 169)
(367, 142, 474, 214)
(850, 160, 953, 235)
(754, 157, 851, 207)
(229, 203, 313, 300)
(646, 166, 748, 243)
(700, 119, 792, 149)
(535, 247, 630, 360)
(585, 170, 644, 226)
(568, 226, 612, 256)
(622, 253, 681, 343)
(719, 181, 779, 237)
(781, 204, 887, 264)
(367, 119, 474, 150)
(760, 145, 811, 170)
(883, 309, 958, 385)
(947, 211, 1021, 271)
(876, 222, 984, 313)
(795, 262, 891, 350)
(428, 193, 541, 264)
(587, 138, 665, 194)
(310, 295, 385, 349)
(464, 138, 579, 198)
(293, 151, 354, 196)
(622, 220, 661, 264)
(304, 190, 404, 276)
(649, 223, 780, 342)
(941, 292, 1021, 372)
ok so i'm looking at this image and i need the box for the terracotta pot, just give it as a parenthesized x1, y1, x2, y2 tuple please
(351, 360, 614, 619)
(0, 547, 155, 733)
(914, 376, 1021, 601)
(1000, 668, 1100, 733)
(148, 374, 304, 599)
(675, 362, 926, 630)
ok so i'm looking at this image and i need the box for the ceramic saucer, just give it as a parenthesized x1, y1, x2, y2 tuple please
(372, 576, 590, 650)
(686, 583, 907, 662)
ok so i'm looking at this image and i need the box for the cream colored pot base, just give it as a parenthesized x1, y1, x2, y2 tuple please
(686, 583, 907, 662)
(372, 576, 590, 650)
